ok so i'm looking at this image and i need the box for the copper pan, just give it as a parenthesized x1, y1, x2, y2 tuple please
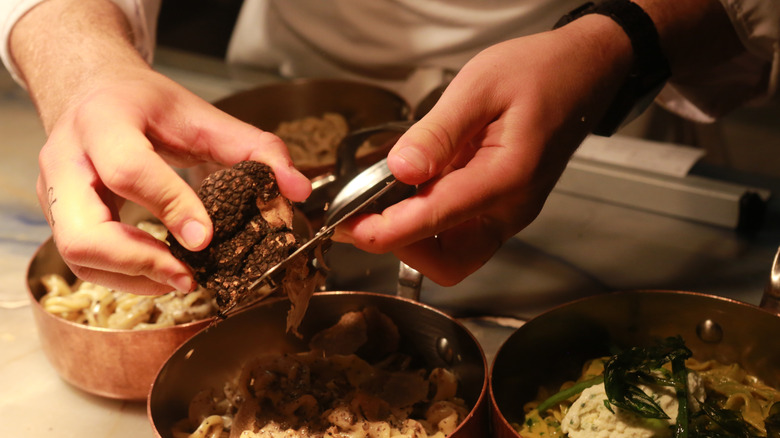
(489, 288, 780, 438)
(205, 78, 411, 179)
(148, 291, 489, 437)
(24, 203, 313, 401)
(25, 237, 212, 401)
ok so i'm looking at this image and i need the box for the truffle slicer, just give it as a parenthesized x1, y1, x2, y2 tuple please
(232, 158, 413, 314)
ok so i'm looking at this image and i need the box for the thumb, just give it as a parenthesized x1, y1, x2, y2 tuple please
(387, 85, 493, 186)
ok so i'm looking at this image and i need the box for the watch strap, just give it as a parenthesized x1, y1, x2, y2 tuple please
(555, 0, 671, 136)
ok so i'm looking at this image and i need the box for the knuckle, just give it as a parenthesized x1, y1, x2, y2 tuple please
(127, 255, 159, 278)
(258, 130, 284, 146)
(69, 93, 119, 129)
(56, 238, 92, 266)
(155, 188, 193, 229)
(417, 121, 457, 160)
(67, 264, 93, 282)
(102, 162, 146, 194)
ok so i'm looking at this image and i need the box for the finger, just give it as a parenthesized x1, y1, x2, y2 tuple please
(60, 221, 195, 293)
(148, 93, 312, 202)
(392, 218, 504, 286)
(37, 161, 194, 292)
(66, 265, 177, 296)
(83, 121, 213, 252)
(335, 149, 518, 252)
(246, 132, 313, 202)
(387, 74, 500, 185)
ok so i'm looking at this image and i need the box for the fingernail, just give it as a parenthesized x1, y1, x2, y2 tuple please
(168, 273, 193, 293)
(396, 147, 429, 175)
(181, 220, 207, 248)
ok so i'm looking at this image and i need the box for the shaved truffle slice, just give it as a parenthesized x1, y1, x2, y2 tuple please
(309, 306, 400, 361)
(308, 310, 368, 356)
(168, 161, 300, 314)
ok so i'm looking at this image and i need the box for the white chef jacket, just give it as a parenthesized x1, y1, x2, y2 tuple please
(1, 0, 778, 122)
(224, 0, 579, 103)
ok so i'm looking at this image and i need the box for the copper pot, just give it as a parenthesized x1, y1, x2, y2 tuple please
(25, 237, 211, 401)
(24, 203, 312, 401)
(209, 78, 411, 178)
(148, 291, 488, 437)
(489, 289, 780, 438)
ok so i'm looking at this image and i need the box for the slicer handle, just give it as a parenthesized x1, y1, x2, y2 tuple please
(325, 158, 414, 227)
(761, 245, 780, 314)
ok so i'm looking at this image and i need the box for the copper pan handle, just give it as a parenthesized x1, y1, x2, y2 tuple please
(761, 245, 780, 314)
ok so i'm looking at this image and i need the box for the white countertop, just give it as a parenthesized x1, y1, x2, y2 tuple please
(2, 50, 779, 437)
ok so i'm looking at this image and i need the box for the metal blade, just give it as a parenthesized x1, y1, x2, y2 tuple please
(221, 177, 404, 316)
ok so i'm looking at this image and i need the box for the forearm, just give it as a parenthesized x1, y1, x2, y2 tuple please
(9, 0, 150, 132)
(547, 0, 747, 127)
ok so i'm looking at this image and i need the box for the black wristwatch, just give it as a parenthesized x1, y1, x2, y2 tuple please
(554, 0, 671, 136)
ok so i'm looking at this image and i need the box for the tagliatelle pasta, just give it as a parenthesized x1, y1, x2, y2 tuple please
(516, 359, 606, 438)
(687, 359, 780, 434)
(274, 113, 373, 168)
(38, 221, 219, 330)
(173, 351, 468, 438)
(172, 308, 470, 438)
(516, 351, 780, 438)
(39, 274, 218, 330)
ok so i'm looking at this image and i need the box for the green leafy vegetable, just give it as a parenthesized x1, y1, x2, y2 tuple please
(536, 375, 604, 413)
(521, 337, 776, 438)
(603, 336, 692, 421)
(670, 345, 691, 438)
(689, 400, 763, 438)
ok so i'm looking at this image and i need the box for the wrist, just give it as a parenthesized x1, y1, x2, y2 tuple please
(555, 13, 635, 79)
(549, 14, 633, 130)
(554, 0, 671, 135)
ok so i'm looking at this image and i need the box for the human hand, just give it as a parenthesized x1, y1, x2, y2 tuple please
(9, 0, 311, 294)
(35, 66, 311, 294)
(333, 16, 633, 285)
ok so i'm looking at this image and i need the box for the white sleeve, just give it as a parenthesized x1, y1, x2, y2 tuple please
(657, 0, 780, 122)
(720, 0, 780, 63)
(0, 0, 161, 87)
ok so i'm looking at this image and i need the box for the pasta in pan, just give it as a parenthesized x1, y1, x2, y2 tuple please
(516, 339, 780, 438)
(38, 221, 219, 330)
(172, 309, 470, 438)
(274, 113, 373, 168)
(39, 274, 218, 330)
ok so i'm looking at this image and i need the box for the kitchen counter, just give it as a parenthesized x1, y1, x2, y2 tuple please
(2, 50, 779, 437)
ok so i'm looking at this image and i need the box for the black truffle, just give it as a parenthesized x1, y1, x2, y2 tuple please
(168, 161, 300, 311)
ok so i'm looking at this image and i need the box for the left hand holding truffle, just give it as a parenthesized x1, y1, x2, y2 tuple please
(21, 4, 312, 296)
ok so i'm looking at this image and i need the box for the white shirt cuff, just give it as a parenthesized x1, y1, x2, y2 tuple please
(0, 0, 160, 88)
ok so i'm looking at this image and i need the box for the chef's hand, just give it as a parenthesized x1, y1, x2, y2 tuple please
(37, 69, 311, 295)
(12, 0, 311, 295)
(333, 16, 634, 286)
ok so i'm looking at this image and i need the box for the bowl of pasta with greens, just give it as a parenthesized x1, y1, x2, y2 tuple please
(25, 223, 219, 401)
(489, 290, 780, 438)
